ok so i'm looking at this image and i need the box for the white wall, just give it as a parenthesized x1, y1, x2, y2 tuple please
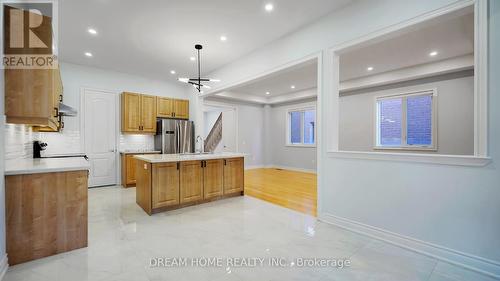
(205, 0, 500, 274)
(0, 68, 7, 276)
(339, 72, 474, 155)
(39, 62, 190, 155)
(268, 99, 317, 171)
(235, 102, 265, 168)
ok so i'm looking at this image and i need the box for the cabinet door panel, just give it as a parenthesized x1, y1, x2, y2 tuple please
(126, 155, 137, 185)
(180, 161, 203, 203)
(174, 99, 189, 119)
(223, 158, 244, 194)
(203, 159, 223, 199)
(141, 95, 157, 133)
(157, 97, 174, 118)
(152, 163, 180, 208)
(121, 92, 141, 132)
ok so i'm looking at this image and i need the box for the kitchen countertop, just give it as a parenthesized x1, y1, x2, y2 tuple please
(134, 152, 246, 163)
(120, 150, 161, 154)
(5, 157, 91, 176)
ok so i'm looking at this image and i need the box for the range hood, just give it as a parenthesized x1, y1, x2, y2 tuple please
(58, 102, 78, 116)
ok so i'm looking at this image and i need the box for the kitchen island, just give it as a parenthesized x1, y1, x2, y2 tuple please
(134, 153, 245, 215)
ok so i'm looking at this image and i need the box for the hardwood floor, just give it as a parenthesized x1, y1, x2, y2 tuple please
(244, 168, 317, 216)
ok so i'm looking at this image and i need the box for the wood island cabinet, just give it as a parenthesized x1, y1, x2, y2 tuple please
(180, 161, 204, 204)
(223, 157, 244, 194)
(135, 157, 244, 215)
(152, 162, 180, 208)
(203, 159, 224, 199)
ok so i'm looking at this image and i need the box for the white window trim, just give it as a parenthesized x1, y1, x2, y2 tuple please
(326, 0, 490, 167)
(374, 89, 438, 151)
(286, 106, 317, 147)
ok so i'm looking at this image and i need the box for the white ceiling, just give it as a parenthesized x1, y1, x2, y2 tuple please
(228, 59, 317, 97)
(339, 7, 474, 81)
(58, 0, 354, 81)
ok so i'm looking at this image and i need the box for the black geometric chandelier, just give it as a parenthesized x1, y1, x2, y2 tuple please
(178, 44, 219, 93)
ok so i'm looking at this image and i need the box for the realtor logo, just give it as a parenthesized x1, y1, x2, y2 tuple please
(1, 1, 58, 69)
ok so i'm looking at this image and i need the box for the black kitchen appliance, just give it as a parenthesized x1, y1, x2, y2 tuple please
(33, 140, 88, 160)
(33, 140, 48, 158)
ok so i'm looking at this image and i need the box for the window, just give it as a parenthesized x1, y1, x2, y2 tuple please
(287, 107, 316, 146)
(375, 90, 436, 150)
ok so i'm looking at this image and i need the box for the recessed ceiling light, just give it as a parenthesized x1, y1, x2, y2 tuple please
(290, 85, 295, 89)
(265, 91, 270, 95)
(220, 35, 227, 42)
(429, 51, 438, 57)
(190, 57, 196, 61)
(170, 70, 176, 74)
(84, 52, 93, 57)
(367, 66, 374, 71)
(264, 3, 274, 12)
(87, 28, 97, 35)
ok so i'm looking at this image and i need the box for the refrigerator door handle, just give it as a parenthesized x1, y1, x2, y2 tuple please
(175, 121, 180, 154)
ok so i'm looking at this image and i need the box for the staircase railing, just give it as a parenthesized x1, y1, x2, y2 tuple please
(204, 113, 222, 152)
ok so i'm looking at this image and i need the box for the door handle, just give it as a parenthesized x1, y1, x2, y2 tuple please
(109, 149, 116, 152)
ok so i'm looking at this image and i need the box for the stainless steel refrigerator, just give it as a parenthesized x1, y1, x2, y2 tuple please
(154, 119, 195, 154)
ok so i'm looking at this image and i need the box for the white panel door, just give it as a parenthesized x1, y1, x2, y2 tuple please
(221, 110, 236, 152)
(84, 89, 117, 187)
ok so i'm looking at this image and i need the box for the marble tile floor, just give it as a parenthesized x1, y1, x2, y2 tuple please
(4, 186, 498, 281)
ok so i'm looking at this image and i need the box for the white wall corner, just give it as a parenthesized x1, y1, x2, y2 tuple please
(0, 254, 8, 281)
(318, 213, 500, 280)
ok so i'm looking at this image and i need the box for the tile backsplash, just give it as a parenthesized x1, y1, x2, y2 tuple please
(4, 124, 35, 160)
(119, 134, 154, 151)
(4, 123, 155, 160)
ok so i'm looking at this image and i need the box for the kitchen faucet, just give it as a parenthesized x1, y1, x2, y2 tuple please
(196, 135, 204, 153)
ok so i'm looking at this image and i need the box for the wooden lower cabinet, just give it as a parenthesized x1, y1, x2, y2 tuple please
(152, 162, 180, 208)
(223, 157, 244, 194)
(136, 157, 244, 215)
(180, 161, 204, 204)
(204, 159, 224, 199)
(122, 154, 138, 187)
(6, 171, 88, 265)
(122, 153, 160, 187)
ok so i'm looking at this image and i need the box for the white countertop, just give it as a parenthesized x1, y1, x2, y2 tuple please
(134, 152, 247, 163)
(5, 157, 91, 176)
(120, 150, 161, 155)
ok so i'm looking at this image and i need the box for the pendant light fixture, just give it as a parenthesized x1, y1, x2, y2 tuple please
(178, 44, 219, 93)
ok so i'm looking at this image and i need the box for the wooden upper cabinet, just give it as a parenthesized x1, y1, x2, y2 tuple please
(32, 69, 64, 132)
(174, 99, 189, 119)
(223, 157, 244, 195)
(157, 97, 175, 118)
(5, 68, 61, 130)
(157, 98, 189, 119)
(203, 159, 223, 199)
(121, 92, 156, 134)
(152, 162, 180, 208)
(180, 161, 203, 204)
(121, 92, 141, 132)
(141, 94, 157, 133)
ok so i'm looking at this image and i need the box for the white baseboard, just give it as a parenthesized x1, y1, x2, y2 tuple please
(244, 164, 266, 170)
(0, 254, 8, 281)
(319, 213, 500, 279)
(245, 164, 316, 174)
